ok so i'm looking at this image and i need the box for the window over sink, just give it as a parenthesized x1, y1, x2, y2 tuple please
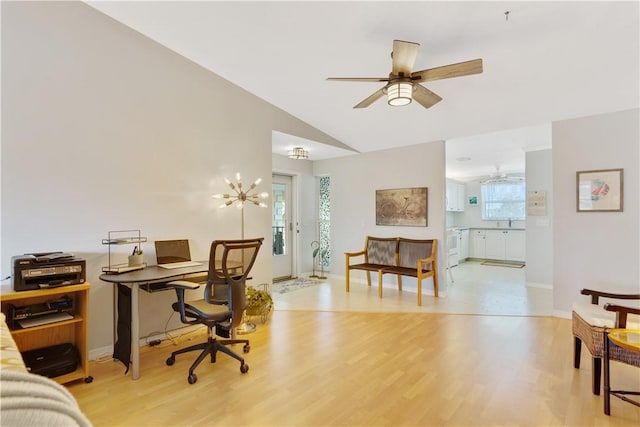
(481, 181, 526, 220)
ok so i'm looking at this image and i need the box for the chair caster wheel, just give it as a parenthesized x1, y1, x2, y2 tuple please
(84, 376, 94, 383)
(166, 357, 175, 366)
(243, 344, 250, 353)
(188, 374, 197, 384)
(240, 363, 249, 374)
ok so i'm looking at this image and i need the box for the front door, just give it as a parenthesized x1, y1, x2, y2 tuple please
(272, 174, 293, 280)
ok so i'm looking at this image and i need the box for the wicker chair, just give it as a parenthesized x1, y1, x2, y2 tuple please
(572, 289, 640, 395)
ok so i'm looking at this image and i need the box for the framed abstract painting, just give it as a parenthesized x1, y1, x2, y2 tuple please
(576, 168, 623, 212)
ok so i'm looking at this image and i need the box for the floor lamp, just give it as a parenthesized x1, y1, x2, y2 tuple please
(212, 172, 268, 334)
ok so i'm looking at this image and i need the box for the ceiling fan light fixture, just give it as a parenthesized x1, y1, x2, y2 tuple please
(387, 82, 413, 106)
(288, 147, 308, 160)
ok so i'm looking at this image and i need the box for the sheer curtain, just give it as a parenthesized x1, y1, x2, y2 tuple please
(481, 181, 526, 220)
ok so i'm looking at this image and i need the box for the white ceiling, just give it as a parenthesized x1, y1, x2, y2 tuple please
(87, 1, 639, 177)
(446, 123, 550, 181)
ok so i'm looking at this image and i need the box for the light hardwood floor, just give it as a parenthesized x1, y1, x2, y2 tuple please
(68, 264, 640, 426)
(275, 261, 552, 316)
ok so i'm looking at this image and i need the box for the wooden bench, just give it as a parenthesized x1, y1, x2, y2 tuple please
(345, 236, 438, 306)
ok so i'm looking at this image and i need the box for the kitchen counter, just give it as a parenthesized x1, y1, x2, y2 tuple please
(448, 227, 526, 231)
(470, 227, 525, 231)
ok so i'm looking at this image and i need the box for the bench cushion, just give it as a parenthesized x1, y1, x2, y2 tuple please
(365, 237, 397, 265)
(398, 239, 434, 269)
(573, 302, 617, 328)
(573, 302, 640, 328)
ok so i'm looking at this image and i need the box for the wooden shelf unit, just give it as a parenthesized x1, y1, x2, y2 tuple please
(0, 283, 91, 384)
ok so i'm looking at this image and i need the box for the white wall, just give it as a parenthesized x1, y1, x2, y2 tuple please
(1, 1, 343, 355)
(552, 109, 640, 315)
(525, 149, 553, 288)
(314, 142, 446, 294)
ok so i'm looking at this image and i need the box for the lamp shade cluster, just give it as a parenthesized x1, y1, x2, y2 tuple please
(212, 172, 269, 209)
(288, 147, 308, 160)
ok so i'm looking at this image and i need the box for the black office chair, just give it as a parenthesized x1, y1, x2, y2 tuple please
(166, 238, 263, 384)
(205, 240, 237, 305)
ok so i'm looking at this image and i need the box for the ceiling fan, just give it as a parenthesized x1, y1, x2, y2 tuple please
(327, 40, 483, 109)
(480, 166, 525, 184)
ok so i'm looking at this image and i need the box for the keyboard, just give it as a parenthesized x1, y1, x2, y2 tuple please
(158, 261, 203, 269)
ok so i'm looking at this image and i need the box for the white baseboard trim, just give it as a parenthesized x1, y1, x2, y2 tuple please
(88, 324, 205, 361)
(554, 309, 572, 319)
(298, 271, 338, 281)
(526, 282, 553, 289)
(89, 346, 114, 361)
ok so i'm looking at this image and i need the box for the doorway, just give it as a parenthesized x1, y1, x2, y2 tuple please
(272, 174, 294, 280)
(444, 126, 552, 306)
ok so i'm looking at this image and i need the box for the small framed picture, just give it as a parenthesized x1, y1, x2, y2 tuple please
(576, 168, 623, 212)
(527, 190, 546, 216)
(468, 196, 478, 206)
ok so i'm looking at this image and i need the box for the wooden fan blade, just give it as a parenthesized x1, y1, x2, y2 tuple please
(412, 84, 442, 109)
(354, 88, 386, 108)
(392, 40, 420, 76)
(327, 77, 390, 82)
(412, 58, 483, 83)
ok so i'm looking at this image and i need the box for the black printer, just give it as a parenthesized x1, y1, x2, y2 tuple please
(12, 252, 86, 292)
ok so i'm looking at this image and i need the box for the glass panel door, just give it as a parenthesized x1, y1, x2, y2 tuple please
(272, 174, 293, 280)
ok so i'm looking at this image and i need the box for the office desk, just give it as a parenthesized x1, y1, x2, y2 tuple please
(100, 263, 208, 380)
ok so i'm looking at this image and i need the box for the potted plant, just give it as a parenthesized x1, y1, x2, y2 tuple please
(245, 284, 273, 323)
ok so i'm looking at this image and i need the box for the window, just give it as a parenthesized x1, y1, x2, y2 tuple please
(272, 182, 287, 255)
(481, 181, 526, 220)
(318, 176, 331, 267)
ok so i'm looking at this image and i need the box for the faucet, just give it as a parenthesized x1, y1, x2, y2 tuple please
(508, 218, 512, 228)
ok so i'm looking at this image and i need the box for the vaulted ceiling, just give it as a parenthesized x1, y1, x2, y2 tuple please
(88, 1, 639, 177)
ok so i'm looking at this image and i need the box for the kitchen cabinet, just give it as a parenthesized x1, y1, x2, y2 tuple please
(485, 230, 506, 260)
(485, 230, 525, 262)
(471, 230, 486, 258)
(445, 183, 455, 211)
(506, 230, 526, 261)
(459, 228, 470, 261)
(446, 180, 465, 212)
